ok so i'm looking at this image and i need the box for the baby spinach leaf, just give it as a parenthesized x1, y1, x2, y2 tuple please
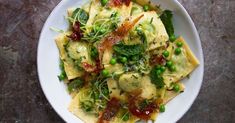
(160, 10, 175, 38)
(72, 8, 89, 26)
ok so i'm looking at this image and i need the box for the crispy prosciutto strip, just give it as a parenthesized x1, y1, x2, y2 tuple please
(68, 21, 83, 41)
(97, 14, 144, 66)
(98, 98, 120, 123)
(109, 0, 131, 7)
(81, 59, 103, 73)
(128, 94, 157, 120)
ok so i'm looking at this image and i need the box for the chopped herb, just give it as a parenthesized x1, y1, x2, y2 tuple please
(68, 78, 84, 93)
(139, 99, 149, 109)
(150, 65, 165, 88)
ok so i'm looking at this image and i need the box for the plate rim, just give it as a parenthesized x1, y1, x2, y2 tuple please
(37, 0, 204, 122)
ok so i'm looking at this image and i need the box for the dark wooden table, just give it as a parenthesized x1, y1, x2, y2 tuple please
(0, 0, 234, 122)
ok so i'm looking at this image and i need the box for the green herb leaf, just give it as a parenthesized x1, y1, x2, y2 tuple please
(72, 8, 89, 26)
(68, 78, 84, 93)
(160, 10, 175, 39)
(150, 66, 165, 88)
(113, 44, 144, 57)
(58, 60, 67, 81)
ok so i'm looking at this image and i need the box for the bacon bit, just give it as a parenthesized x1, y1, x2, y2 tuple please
(150, 55, 166, 66)
(97, 15, 144, 65)
(68, 21, 83, 41)
(128, 95, 157, 120)
(98, 98, 120, 123)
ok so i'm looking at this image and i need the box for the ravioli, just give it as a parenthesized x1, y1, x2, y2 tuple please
(55, 33, 84, 80)
(68, 88, 98, 123)
(163, 37, 199, 86)
(125, 11, 169, 50)
(163, 82, 185, 104)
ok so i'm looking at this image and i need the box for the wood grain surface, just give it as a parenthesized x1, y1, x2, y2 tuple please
(0, 0, 234, 123)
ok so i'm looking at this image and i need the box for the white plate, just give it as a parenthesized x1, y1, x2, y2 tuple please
(37, 0, 204, 123)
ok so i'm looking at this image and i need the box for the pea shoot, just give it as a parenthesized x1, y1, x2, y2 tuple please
(100, 0, 108, 6)
(122, 112, 130, 121)
(162, 50, 169, 58)
(110, 58, 117, 65)
(176, 42, 183, 47)
(159, 104, 165, 112)
(143, 5, 150, 11)
(173, 83, 180, 92)
(120, 57, 127, 63)
(102, 69, 109, 77)
(175, 48, 181, 55)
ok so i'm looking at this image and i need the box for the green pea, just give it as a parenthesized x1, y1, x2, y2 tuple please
(100, 0, 108, 6)
(176, 42, 183, 47)
(121, 57, 127, 63)
(110, 58, 117, 65)
(173, 83, 180, 92)
(175, 48, 181, 55)
(122, 113, 130, 121)
(162, 50, 169, 58)
(169, 65, 176, 72)
(169, 35, 176, 42)
(160, 66, 166, 72)
(166, 61, 173, 68)
(156, 69, 162, 75)
(143, 5, 150, 11)
(102, 69, 109, 77)
(159, 104, 165, 112)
